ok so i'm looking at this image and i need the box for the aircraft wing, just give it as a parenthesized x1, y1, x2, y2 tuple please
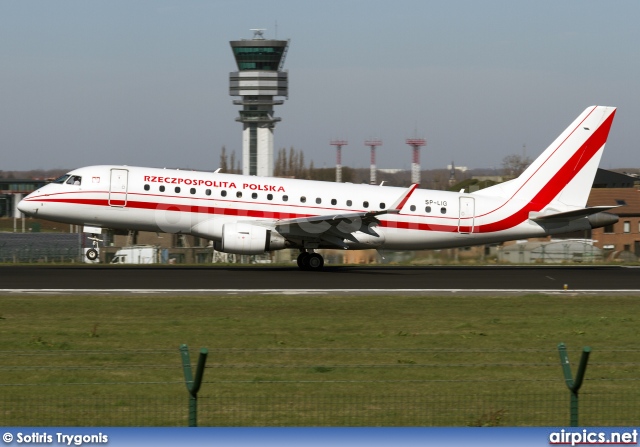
(269, 184, 418, 249)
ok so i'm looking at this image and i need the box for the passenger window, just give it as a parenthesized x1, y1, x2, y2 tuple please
(175, 187, 181, 193)
(363, 201, 369, 208)
(144, 184, 150, 191)
(441, 207, 447, 214)
(316, 198, 322, 204)
(283, 195, 288, 202)
(331, 199, 337, 205)
(159, 185, 165, 192)
(410, 205, 416, 211)
(221, 190, 227, 197)
(205, 189, 211, 196)
(190, 188, 196, 195)
(425, 206, 431, 213)
(236, 191, 242, 198)
(346, 200, 352, 206)
(300, 196, 306, 203)
(267, 194, 273, 200)
(379, 203, 385, 209)
(252, 192, 258, 199)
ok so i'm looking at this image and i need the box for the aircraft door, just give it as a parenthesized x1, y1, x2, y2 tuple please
(458, 197, 475, 233)
(109, 168, 129, 207)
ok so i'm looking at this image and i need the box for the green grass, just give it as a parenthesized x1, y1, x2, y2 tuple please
(1, 293, 639, 426)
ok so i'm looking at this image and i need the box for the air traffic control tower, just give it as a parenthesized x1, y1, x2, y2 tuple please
(230, 29, 290, 177)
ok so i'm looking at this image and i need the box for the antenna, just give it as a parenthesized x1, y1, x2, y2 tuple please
(250, 29, 266, 40)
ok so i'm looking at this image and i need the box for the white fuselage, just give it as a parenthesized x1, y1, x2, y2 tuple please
(18, 165, 546, 251)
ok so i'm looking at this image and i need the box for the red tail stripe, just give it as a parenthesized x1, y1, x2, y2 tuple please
(478, 109, 615, 233)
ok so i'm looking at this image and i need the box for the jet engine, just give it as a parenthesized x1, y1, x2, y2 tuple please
(214, 223, 286, 255)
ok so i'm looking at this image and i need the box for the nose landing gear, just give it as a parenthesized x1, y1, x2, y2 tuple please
(296, 250, 324, 270)
(85, 234, 103, 262)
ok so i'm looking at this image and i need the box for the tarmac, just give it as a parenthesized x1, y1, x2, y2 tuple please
(2, 264, 640, 295)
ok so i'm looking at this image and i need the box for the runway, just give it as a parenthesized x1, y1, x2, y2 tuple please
(1, 265, 640, 294)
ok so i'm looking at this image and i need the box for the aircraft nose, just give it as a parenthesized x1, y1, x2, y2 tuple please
(17, 197, 34, 217)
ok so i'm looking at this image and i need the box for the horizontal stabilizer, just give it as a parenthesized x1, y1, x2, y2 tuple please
(529, 206, 621, 222)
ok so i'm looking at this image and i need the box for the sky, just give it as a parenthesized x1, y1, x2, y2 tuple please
(1, 0, 639, 173)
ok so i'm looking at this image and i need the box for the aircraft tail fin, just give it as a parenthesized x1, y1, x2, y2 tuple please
(480, 106, 616, 213)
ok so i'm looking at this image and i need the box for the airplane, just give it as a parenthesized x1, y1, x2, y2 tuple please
(18, 105, 619, 270)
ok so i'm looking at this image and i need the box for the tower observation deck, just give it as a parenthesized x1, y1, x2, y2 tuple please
(229, 29, 290, 177)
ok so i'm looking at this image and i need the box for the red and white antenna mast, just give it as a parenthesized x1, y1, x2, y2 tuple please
(405, 138, 426, 186)
(330, 139, 348, 183)
(365, 139, 382, 185)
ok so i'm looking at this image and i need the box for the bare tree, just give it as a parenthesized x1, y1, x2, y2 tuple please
(230, 150, 238, 174)
(219, 146, 228, 172)
(287, 146, 296, 176)
(274, 148, 287, 176)
(502, 154, 531, 178)
(297, 151, 305, 178)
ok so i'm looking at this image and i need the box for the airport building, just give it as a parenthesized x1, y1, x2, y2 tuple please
(0, 179, 46, 218)
(229, 30, 290, 177)
(587, 187, 640, 259)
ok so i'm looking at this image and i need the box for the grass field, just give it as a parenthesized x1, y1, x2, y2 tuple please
(1, 292, 639, 426)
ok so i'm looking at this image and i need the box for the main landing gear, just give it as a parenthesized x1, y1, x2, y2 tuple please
(296, 250, 324, 271)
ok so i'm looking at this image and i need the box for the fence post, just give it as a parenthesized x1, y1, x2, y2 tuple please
(180, 344, 208, 427)
(558, 343, 591, 427)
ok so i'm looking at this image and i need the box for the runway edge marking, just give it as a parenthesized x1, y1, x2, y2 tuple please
(2, 288, 640, 294)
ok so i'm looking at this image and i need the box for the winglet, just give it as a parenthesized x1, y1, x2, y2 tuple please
(389, 184, 418, 213)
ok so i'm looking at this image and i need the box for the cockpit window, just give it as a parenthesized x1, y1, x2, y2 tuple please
(66, 176, 82, 185)
(52, 175, 70, 184)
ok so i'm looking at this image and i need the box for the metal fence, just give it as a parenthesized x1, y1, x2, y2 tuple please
(0, 233, 82, 263)
(1, 346, 640, 427)
(1, 391, 639, 427)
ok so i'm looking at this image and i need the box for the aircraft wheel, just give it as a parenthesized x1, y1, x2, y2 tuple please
(86, 248, 99, 261)
(297, 252, 310, 269)
(308, 253, 324, 270)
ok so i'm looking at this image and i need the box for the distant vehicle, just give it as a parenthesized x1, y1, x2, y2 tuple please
(19, 106, 620, 270)
(110, 245, 159, 264)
